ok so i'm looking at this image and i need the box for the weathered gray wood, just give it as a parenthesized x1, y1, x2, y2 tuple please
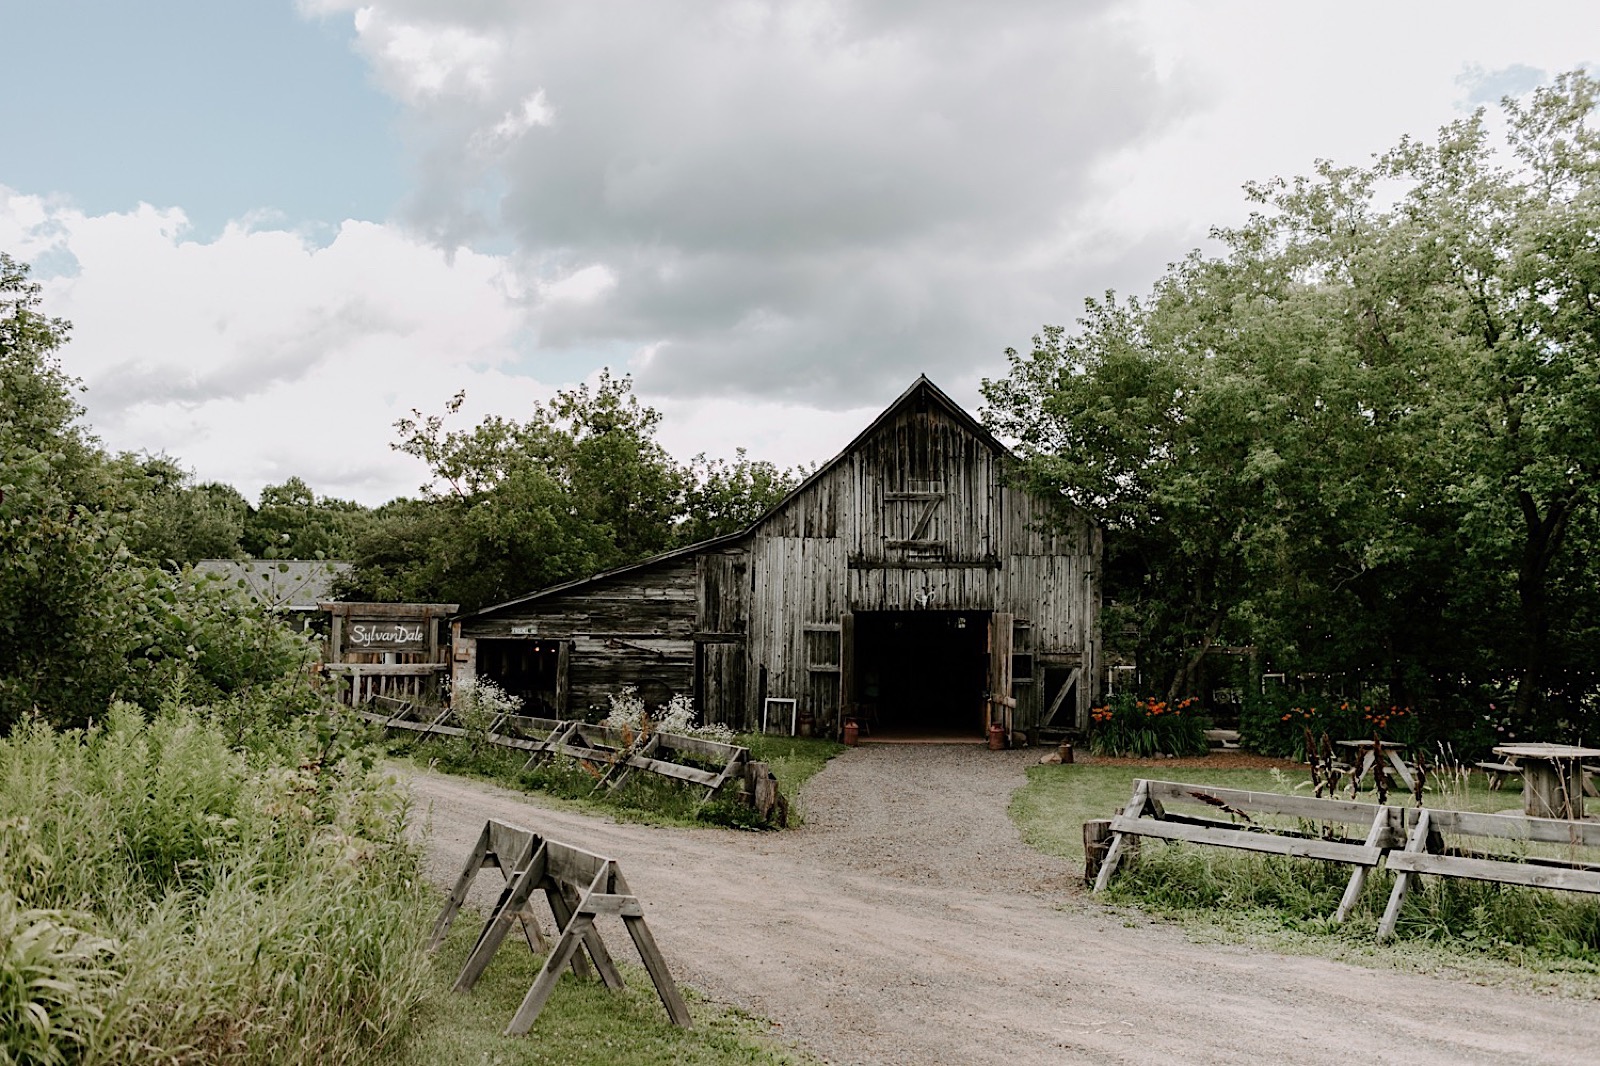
(1335, 808, 1393, 923)
(1092, 780, 1151, 893)
(1386, 851, 1600, 894)
(1419, 808, 1600, 847)
(1141, 780, 1396, 826)
(505, 916, 593, 1036)
(1082, 819, 1113, 886)
(323, 662, 452, 677)
(543, 841, 610, 889)
(539, 877, 596, 982)
(1378, 808, 1429, 941)
(430, 823, 492, 950)
(621, 913, 693, 1028)
(561, 877, 626, 991)
(455, 843, 551, 991)
(555, 639, 571, 715)
(578, 893, 646, 917)
(1108, 815, 1385, 865)
(600, 732, 662, 793)
(453, 379, 1099, 738)
(1041, 666, 1079, 727)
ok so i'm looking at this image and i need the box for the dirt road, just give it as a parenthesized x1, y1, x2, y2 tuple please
(406, 746, 1597, 1065)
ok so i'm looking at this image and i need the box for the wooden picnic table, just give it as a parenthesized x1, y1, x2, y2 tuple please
(1492, 743, 1600, 820)
(1335, 739, 1414, 791)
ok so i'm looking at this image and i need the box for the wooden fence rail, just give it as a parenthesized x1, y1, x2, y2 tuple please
(1093, 779, 1406, 922)
(350, 700, 781, 817)
(322, 662, 449, 706)
(1095, 778, 1600, 939)
(1378, 807, 1600, 938)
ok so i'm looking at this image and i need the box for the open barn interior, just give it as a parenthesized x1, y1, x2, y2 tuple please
(476, 639, 562, 717)
(852, 610, 989, 738)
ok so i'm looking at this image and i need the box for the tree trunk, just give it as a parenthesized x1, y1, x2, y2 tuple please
(1510, 490, 1574, 718)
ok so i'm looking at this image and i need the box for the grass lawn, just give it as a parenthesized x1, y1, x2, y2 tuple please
(1012, 754, 1600, 995)
(404, 904, 816, 1066)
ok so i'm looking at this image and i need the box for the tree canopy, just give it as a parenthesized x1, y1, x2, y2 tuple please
(0, 255, 308, 729)
(983, 72, 1600, 733)
(341, 372, 805, 611)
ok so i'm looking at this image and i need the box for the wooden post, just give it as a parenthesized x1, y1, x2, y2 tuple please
(838, 611, 855, 734)
(988, 612, 1013, 734)
(430, 822, 492, 950)
(1093, 780, 1151, 893)
(1378, 808, 1430, 940)
(555, 641, 571, 716)
(1082, 819, 1113, 886)
(744, 760, 788, 827)
(1334, 806, 1392, 924)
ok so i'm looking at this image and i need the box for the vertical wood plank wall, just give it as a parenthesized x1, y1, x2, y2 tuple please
(458, 385, 1100, 734)
(744, 402, 1099, 733)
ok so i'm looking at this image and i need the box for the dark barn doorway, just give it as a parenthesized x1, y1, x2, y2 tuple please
(851, 610, 989, 737)
(476, 639, 563, 717)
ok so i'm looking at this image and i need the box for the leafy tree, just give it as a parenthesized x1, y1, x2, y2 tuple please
(242, 476, 373, 560)
(985, 73, 1600, 728)
(115, 454, 249, 567)
(676, 450, 808, 544)
(348, 371, 802, 611)
(0, 254, 308, 730)
(0, 252, 123, 725)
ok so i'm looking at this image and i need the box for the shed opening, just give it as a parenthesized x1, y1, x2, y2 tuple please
(476, 639, 563, 717)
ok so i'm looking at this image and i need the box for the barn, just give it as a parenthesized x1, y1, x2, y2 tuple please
(451, 376, 1101, 740)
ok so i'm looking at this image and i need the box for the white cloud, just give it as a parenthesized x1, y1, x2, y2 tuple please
(488, 91, 555, 144)
(1, 188, 540, 504)
(313, 0, 1184, 405)
(352, 6, 503, 103)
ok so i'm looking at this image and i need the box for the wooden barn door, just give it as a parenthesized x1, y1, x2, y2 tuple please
(987, 612, 1014, 735)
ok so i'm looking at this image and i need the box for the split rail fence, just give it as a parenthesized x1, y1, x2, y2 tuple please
(1093, 777, 1600, 937)
(350, 698, 784, 818)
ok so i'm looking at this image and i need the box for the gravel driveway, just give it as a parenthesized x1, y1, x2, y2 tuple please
(407, 745, 1600, 1066)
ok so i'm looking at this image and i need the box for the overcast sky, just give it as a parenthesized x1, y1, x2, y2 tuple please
(2, 1, 1594, 505)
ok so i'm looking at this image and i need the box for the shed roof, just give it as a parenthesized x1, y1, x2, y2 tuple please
(459, 375, 1009, 622)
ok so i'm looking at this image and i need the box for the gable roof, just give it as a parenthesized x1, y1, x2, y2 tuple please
(459, 375, 1005, 622)
(758, 374, 1010, 525)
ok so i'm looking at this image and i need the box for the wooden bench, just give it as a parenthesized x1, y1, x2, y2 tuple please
(1475, 760, 1522, 791)
(1379, 807, 1600, 938)
(1093, 779, 1407, 922)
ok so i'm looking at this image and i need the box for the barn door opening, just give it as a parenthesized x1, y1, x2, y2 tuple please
(850, 611, 988, 737)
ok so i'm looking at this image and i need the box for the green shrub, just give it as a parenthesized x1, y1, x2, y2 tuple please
(0, 703, 431, 1065)
(1087, 694, 1209, 757)
(0, 891, 116, 1066)
(1237, 687, 1417, 759)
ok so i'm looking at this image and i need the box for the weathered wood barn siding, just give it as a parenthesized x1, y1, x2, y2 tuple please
(743, 393, 1100, 733)
(455, 555, 701, 716)
(455, 377, 1100, 734)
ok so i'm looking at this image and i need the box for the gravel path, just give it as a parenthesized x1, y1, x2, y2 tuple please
(407, 745, 1600, 1066)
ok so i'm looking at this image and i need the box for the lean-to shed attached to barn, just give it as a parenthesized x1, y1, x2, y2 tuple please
(452, 377, 1101, 739)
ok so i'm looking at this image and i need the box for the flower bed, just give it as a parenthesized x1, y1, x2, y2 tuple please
(1088, 694, 1209, 757)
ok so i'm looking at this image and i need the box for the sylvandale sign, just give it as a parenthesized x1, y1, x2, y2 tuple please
(348, 621, 428, 652)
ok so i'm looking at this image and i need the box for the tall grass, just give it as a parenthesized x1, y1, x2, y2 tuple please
(1111, 842, 1600, 965)
(0, 701, 433, 1065)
